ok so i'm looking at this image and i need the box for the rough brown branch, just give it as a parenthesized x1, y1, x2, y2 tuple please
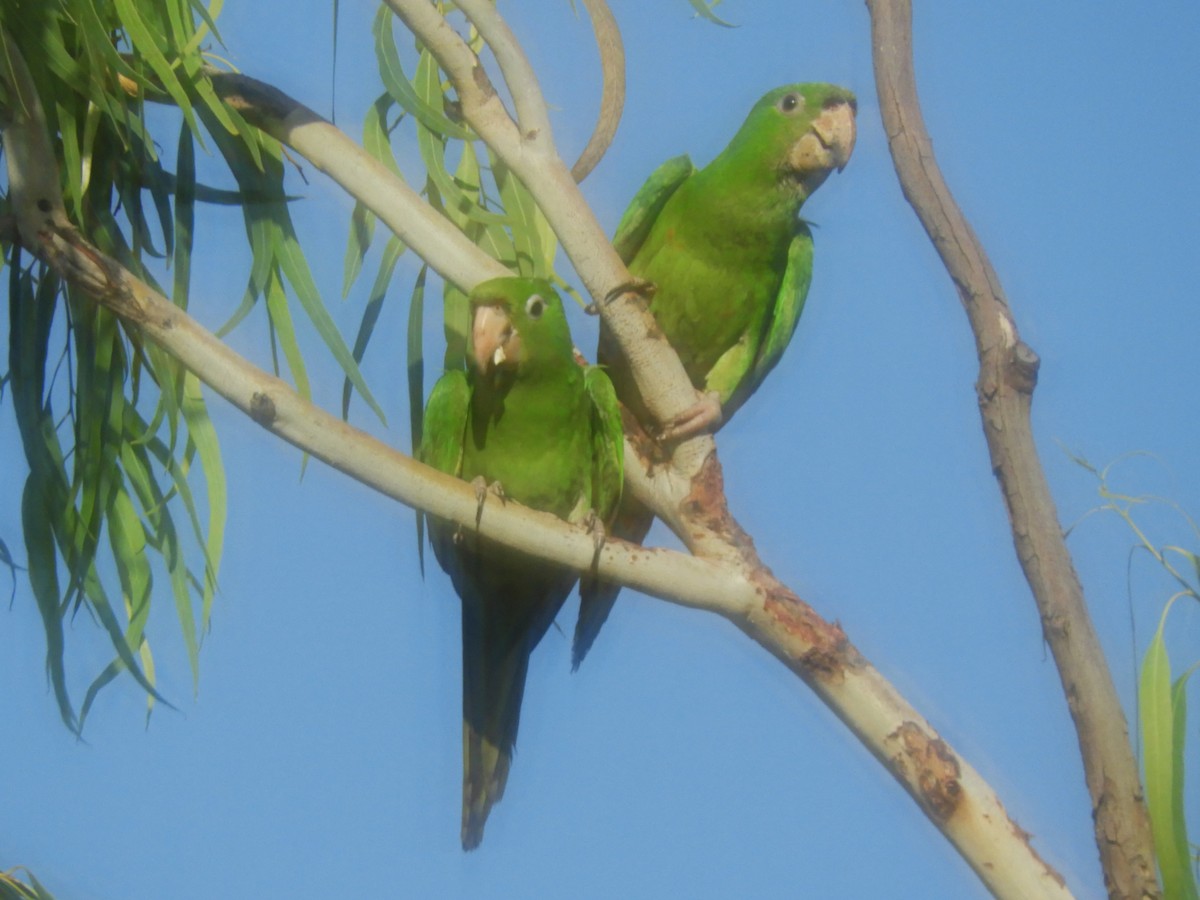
(865, 2, 1158, 896)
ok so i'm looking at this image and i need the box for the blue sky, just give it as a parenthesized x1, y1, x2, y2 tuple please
(3, 1, 1199, 897)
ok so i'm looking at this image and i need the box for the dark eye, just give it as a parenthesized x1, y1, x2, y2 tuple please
(778, 92, 803, 114)
(525, 294, 545, 318)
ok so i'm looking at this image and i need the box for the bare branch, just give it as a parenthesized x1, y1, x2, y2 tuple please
(570, 0, 625, 182)
(865, 2, 1158, 895)
(1, 19, 1078, 897)
(454, 0, 553, 142)
(206, 72, 508, 291)
(28, 222, 1072, 900)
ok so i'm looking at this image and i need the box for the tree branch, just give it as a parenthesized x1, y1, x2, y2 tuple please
(865, 2, 1158, 896)
(569, 0, 625, 183)
(2, 19, 1075, 897)
(24, 217, 1072, 900)
(204, 73, 509, 291)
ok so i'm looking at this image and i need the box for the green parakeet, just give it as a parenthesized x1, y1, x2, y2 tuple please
(420, 277, 624, 850)
(574, 83, 856, 666)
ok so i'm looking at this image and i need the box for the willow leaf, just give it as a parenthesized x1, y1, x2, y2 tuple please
(179, 372, 225, 632)
(274, 220, 386, 422)
(343, 234, 405, 418)
(371, 5, 470, 140)
(342, 201, 376, 299)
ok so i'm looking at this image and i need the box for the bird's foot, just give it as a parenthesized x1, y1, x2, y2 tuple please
(584, 278, 656, 315)
(471, 476, 506, 529)
(580, 510, 608, 571)
(656, 391, 723, 443)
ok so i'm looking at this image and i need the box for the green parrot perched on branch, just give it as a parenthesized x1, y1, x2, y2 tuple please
(420, 277, 624, 850)
(575, 83, 857, 666)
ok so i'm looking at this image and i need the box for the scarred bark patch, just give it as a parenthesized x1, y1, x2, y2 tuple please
(890, 722, 963, 821)
(761, 588, 851, 683)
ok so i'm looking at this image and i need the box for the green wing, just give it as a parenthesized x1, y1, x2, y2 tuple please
(752, 223, 815, 389)
(417, 369, 470, 575)
(584, 365, 624, 523)
(419, 369, 471, 477)
(716, 223, 814, 420)
(612, 154, 695, 264)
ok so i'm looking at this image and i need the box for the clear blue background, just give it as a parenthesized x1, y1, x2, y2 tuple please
(3, 2, 1198, 897)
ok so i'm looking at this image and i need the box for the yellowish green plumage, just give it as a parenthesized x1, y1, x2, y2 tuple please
(420, 277, 623, 849)
(576, 83, 856, 665)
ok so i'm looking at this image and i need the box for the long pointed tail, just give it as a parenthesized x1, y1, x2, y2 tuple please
(460, 633, 532, 850)
(461, 718, 514, 850)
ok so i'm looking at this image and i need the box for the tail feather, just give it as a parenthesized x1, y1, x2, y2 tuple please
(455, 541, 575, 850)
(574, 494, 654, 669)
(461, 718, 515, 850)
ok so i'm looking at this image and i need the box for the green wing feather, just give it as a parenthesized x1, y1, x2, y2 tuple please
(611, 154, 695, 264)
(752, 223, 814, 390)
(719, 223, 815, 419)
(419, 369, 470, 477)
(584, 365, 624, 522)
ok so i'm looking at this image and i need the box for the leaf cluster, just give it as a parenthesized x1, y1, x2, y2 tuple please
(1, 0, 364, 728)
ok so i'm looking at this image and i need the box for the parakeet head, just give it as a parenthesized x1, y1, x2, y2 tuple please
(468, 277, 573, 384)
(728, 83, 857, 201)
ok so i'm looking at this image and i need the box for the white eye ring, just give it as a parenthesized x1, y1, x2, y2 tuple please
(525, 294, 546, 318)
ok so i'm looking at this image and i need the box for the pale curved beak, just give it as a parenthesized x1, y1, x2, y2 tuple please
(814, 100, 857, 172)
(787, 100, 858, 179)
(471, 304, 521, 374)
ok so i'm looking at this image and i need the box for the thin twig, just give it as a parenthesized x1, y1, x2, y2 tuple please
(570, 0, 625, 182)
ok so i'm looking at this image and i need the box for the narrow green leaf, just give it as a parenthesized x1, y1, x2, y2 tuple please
(363, 93, 404, 176)
(413, 52, 507, 229)
(371, 6, 471, 139)
(342, 235, 405, 418)
(492, 155, 551, 277)
(407, 264, 427, 455)
(217, 216, 273, 337)
(1168, 669, 1198, 898)
(272, 220, 386, 423)
(263, 267, 312, 402)
(0, 536, 21, 604)
(685, 0, 735, 27)
(179, 372, 225, 633)
(409, 266, 428, 577)
(80, 487, 157, 731)
(173, 120, 196, 310)
(21, 478, 75, 733)
(342, 201, 376, 299)
(1141, 600, 1197, 900)
(113, 0, 200, 135)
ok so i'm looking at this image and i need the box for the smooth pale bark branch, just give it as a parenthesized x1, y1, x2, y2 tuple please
(454, 0, 552, 141)
(3, 21, 1073, 900)
(570, 0, 625, 183)
(203, 73, 508, 292)
(22, 217, 1072, 900)
(865, 2, 1159, 897)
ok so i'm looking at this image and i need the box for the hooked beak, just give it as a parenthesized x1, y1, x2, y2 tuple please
(786, 99, 858, 186)
(471, 304, 521, 375)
